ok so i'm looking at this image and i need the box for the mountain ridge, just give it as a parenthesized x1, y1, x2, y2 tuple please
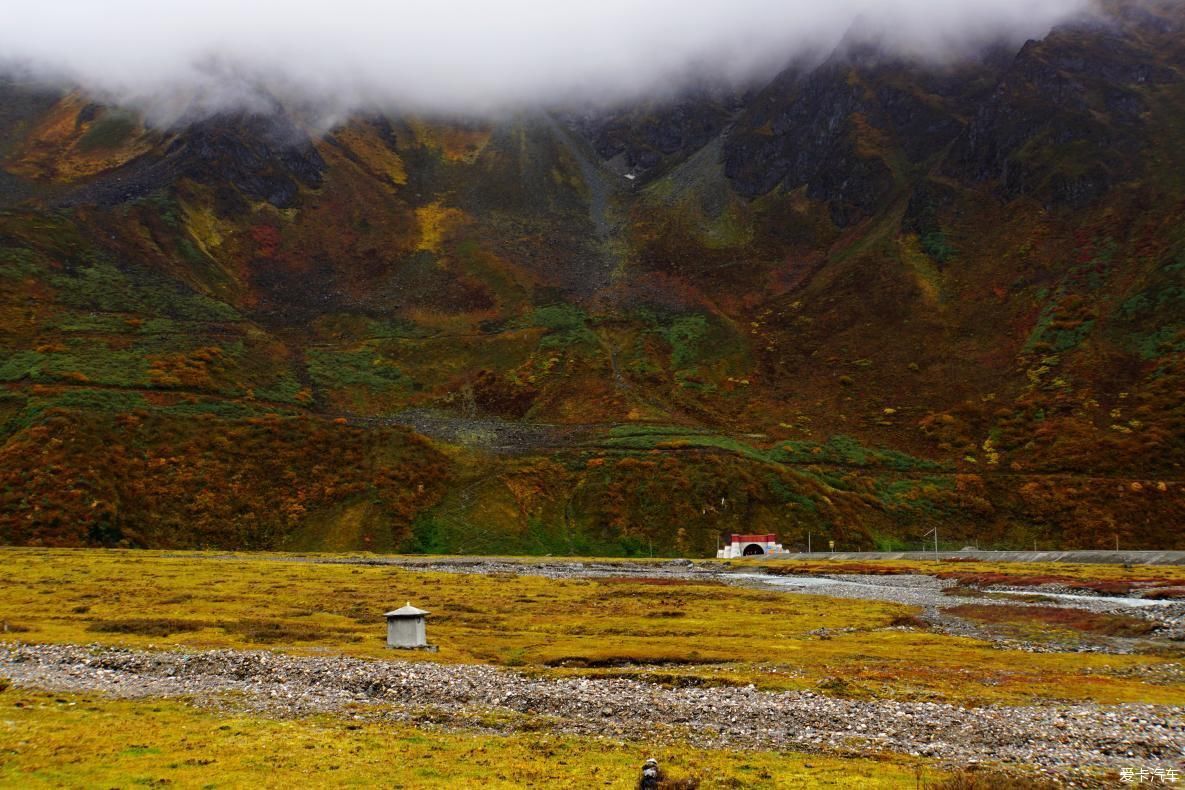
(1, 0, 1183, 554)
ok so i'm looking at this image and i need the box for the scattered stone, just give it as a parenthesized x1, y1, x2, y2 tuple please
(2, 641, 1182, 781)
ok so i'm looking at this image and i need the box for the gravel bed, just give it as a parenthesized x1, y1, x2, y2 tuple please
(732, 572, 1185, 618)
(327, 556, 714, 581)
(2, 642, 1183, 781)
(728, 573, 1185, 652)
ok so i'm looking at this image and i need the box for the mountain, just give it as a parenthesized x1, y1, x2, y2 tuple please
(1, 0, 1183, 554)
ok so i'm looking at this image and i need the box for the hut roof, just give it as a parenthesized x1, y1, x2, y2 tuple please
(385, 602, 430, 618)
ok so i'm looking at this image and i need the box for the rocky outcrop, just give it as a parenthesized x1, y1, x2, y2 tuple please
(567, 90, 739, 180)
(720, 51, 992, 226)
(175, 114, 325, 210)
(945, 8, 1184, 208)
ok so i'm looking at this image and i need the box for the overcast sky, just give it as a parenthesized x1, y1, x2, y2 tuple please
(0, 0, 1093, 126)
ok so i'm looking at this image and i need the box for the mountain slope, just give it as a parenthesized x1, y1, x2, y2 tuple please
(1, 0, 1184, 554)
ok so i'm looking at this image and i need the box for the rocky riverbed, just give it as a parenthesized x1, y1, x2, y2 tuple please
(2, 642, 1182, 783)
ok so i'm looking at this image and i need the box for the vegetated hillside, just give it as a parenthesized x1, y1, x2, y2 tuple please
(0, 0, 1183, 555)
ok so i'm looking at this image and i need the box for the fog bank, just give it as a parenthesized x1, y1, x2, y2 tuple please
(0, 0, 1094, 126)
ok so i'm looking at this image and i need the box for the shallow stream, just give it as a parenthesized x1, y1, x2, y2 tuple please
(733, 572, 1178, 610)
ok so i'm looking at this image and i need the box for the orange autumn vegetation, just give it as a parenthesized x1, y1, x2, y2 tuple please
(0, 409, 450, 549)
(147, 347, 228, 390)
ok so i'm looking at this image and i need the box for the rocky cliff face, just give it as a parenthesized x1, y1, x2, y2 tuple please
(1, 0, 1184, 554)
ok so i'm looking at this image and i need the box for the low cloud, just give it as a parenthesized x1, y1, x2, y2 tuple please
(0, 0, 1093, 127)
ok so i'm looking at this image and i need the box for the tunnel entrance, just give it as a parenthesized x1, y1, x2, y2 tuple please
(717, 534, 784, 559)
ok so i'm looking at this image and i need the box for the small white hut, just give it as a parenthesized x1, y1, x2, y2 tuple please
(385, 602, 430, 649)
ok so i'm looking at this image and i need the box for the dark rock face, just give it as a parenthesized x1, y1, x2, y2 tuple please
(567, 89, 740, 179)
(173, 114, 325, 210)
(946, 45, 1104, 193)
(720, 56, 974, 226)
(944, 8, 1185, 208)
(711, 36, 1026, 227)
(874, 84, 964, 163)
(722, 63, 858, 200)
(569, 2, 1185, 224)
(58, 112, 328, 211)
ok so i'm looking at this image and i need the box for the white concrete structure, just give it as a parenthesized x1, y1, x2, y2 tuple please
(717, 533, 788, 559)
(385, 602, 430, 649)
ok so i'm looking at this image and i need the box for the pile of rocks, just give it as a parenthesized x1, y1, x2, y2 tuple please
(3, 641, 1182, 779)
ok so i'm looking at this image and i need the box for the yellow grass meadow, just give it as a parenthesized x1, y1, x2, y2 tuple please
(0, 548, 1177, 787)
(1, 548, 1182, 706)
